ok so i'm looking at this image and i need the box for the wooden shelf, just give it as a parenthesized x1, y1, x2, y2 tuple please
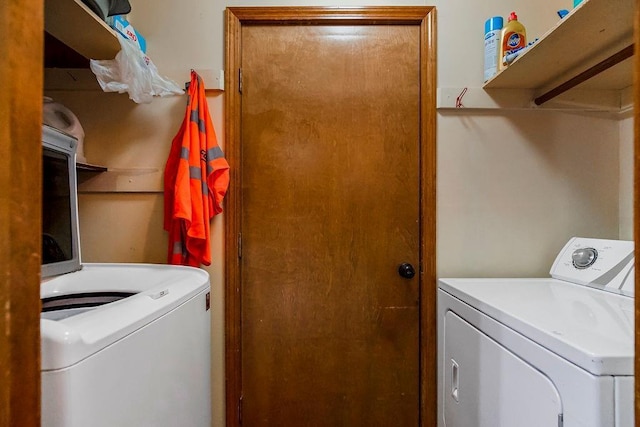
(77, 167, 163, 193)
(484, 0, 634, 102)
(77, 162, 107, 172)
(45, 0, 120, 60)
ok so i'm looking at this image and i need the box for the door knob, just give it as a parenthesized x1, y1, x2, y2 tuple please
(398, 263, 416, 279)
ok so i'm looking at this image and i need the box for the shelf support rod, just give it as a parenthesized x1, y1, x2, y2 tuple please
(534, 44, 635, 106)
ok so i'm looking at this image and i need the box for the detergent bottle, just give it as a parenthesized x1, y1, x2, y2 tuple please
(499, 12, 526, 70)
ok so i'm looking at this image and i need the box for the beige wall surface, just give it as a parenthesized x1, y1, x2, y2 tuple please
(619, 116, 634, 240)
(437, 110, 619, 278)
(46, 0, 629, 426)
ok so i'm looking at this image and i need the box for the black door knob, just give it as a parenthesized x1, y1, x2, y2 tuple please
(398, 263, 416, 279)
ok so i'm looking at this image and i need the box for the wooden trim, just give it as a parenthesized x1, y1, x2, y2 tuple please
(226, 6, 435, 25)
(634, 1, 640, 424)
(419, 9, 438, 427)
(224, 8, 243, 427)
(0, 0, 43, 426)
(224, 7, 437, 427)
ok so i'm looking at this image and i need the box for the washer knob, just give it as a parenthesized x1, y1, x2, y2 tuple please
(572, 247, 598, 269)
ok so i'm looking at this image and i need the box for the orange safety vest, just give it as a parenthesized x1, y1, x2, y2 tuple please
(163, 70, 229, 266)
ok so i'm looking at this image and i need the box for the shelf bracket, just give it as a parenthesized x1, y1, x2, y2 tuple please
(534, 44, 635, 106)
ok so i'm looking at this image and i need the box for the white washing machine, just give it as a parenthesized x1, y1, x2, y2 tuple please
(40, 125, 212, 426)
(438, 237, 635, 427)
(41, 263, 212, 427)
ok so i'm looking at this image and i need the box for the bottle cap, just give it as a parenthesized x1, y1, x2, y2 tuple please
(508, 11, 518, 21)
(484, 16, 504, 34)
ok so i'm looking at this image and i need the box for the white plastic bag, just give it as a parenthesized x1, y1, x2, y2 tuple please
(90, 34, 184, 103)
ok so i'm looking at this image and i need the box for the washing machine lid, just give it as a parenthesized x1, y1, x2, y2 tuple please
(439, 278, 634, 376)
(40, 263, 210, 371)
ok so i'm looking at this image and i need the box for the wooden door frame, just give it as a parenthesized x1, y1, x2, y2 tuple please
(634, 0, 640, 424)
(224, 7, 437, 426)
(0, 0, 43, 426)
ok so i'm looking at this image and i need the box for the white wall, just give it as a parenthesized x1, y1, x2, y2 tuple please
(437, 110, 619, 277)
(47, 1, 630, 426)
(619, 116, 634, 240)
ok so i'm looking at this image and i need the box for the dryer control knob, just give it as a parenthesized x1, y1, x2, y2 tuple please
(572, 247, 598, 269)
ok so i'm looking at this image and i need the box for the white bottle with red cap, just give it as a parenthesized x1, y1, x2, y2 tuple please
(499, 11, 526, 70)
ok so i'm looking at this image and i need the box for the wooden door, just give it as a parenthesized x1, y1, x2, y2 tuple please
(0, 0, 43, 426)
(225, 8, 437, 427)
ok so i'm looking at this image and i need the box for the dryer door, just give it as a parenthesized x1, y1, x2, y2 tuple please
(444, 311, 563, 427)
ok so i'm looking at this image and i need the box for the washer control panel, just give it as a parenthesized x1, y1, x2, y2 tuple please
(550, 237, 634, 295)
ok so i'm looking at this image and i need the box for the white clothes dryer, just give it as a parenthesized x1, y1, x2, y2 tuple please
(438, 237, 634, 427)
